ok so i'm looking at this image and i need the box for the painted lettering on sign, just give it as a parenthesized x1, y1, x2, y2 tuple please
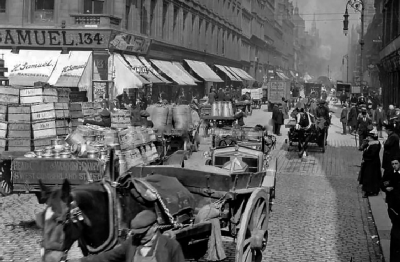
(12, 159, 101, 172)
(12, 172, 103, 182)
(0, 29, 110, 49)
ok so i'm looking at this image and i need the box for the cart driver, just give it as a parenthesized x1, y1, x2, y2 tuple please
(81, 109, 111, 128)
(67, 210, 185, 262)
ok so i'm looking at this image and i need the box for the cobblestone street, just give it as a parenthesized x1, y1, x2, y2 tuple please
(0, 102, 384, 262)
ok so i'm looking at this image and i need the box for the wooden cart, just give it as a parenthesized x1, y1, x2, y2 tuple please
(129, 140, 277, 262)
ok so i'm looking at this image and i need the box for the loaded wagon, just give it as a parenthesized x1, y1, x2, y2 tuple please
(128, 131, 277, 262)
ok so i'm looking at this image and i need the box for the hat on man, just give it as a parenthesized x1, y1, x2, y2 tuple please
(384, 122, 395, 131)
(130, 210, 157, 234)
(361, 107, 367, 112)
(392, 155, 400, 163)
(99, 109, 111, 117)
(366, 132, 378, 140)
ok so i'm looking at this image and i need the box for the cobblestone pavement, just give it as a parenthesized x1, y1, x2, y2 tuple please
(0, 102, 383, 262)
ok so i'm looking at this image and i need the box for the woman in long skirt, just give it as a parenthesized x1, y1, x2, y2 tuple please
(359, 132, 382, 197)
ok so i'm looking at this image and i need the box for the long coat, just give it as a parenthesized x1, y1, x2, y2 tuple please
(359, 141, 382, 194)
(357, 115, 372, 135)
(78, 233, 185, 262)
(272, 108, 284, 125)
(383, 132, 400, 171)
(340, 108, 348, 124)
(348, 106, 358, 127)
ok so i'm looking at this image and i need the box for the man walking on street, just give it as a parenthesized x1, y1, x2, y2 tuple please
(272, 103, 284, 136)
(374, 104, 386, 138)
(316, 100, 330, 144)
(382, 123, 400, 172)
(348, 103, 358, 134)
(340, 104, 348, 135)
(357, 108, 372, 151)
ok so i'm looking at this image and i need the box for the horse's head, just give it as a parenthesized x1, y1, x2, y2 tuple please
(35, 179, 92, 262)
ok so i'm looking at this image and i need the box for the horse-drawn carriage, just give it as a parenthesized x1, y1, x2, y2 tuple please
(284, 116, 328, 153)
(29, 125, 277, 262)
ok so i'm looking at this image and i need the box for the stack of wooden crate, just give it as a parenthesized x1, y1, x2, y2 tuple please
(31, 103, 70, 149)
(0, 86, 19, 104)
(20, 87, 58, 104)
(0, 105, 6, 152)
(70, 103, 84, 131)
(7, 105, 32, 152)
(57, 88, 70, 103)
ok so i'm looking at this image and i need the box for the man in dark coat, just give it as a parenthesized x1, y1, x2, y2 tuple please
(208, 87, 217, 104)
(357, 108, 372, 150)
(382, 123, 400, 171)
(217, 88, 225, 101)
(272, 103, 284, 136)
(381, 156, 400, 261)
(347, 103, 358, 135)
(83, 109, 111, 127)
(374, 104, 386, 138)
(315, 99, 330, 144)
(68, 210, 185, 262)
(340, 104, 348, 135)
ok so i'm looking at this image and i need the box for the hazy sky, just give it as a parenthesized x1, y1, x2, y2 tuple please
(297, 0, 361, 79)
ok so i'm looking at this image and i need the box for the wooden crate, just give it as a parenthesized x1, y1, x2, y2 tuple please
(57, 88, 70, 103)
(0, 138, 6, 151)
(33, 137, 55, 150)
(8, 105, 31, 123)
(0, 87, 20, 104)
(0, 104, 7, 121)
(8, 123, 32, 138)
(32, 120, 57, 139)
(70, 111, 84, 118)
(82, 108, 95, 116)
(8, 146, 32, 152)
(8, 139, 31, 148)
(20, 88, 58, 104)
(31, 103, 69, 121)
(0, 121, 7, 139)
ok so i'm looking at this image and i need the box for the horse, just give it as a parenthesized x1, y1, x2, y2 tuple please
(36, 179, 152, 262)
(295, 109, 315, 158)
(36, 173, 195, 262)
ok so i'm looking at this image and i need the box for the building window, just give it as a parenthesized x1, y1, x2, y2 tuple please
(84, 0, 104, 14)
(0, 0, 5, 13)
(34, 0, 54, 22)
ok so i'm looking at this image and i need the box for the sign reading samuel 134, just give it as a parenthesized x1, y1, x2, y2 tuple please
(0, 29, 111, 49)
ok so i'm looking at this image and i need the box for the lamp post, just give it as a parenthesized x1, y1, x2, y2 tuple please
(342, 54, 349, 83)
(343, 0, 364, 90)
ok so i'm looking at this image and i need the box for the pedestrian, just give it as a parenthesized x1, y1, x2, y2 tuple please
(382, 123, 400, 172)
(68, 210, 185, 262)
(358, 132, 381, 197)
(272, 103, 284, 136)
(208, 87, 217, 104)
(340, 104, 348, 135)
(381, 156, 400, 262)
(374, 104, 386, 138)
(357, 108, 373, 150)
(387, 104, 396, 122)
(217, 87, 225, 102)
(315, 99, 330, 145)
(281, 97, 289, 120)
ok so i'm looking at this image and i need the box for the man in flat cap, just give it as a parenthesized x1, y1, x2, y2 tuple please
(68, 210, 185, 262)
(357, 107, 372, 150)
(315, 99, 330, 145)
(82, 109, 111, 127)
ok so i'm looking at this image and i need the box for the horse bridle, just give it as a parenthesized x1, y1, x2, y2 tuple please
(41, 200, 85, 262)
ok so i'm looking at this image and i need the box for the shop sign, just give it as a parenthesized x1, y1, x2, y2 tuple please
(0, 29, 111, 49)
(109, 32, 151, 55)
(93, 80, 109, 101)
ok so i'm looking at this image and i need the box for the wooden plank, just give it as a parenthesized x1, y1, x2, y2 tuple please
(7, 130, 31, 138)
(0, 121, 7, 130)
(82, 108, 95, 116)
(70, 111, 83, 118)
(8, 106, 31, 114)
(70, 103, 83, 111)
(0, 86, 20, 96)
(32, 110, 56, 122)
(56, 127, 69, 135)
(33, 128, 57, 139)
(8, 146, 32, 152)
(0, 94, 19, 104)
(31, 103, 68, 113)
(81, 102, 94, 109)
(0, 138, 6, 147)
(0, 129, 7, 138)
(8, 139, 31, 147)
(20, 88, 58, 97)
(55, 109, 70, 118)
(33, 137, 55, 147)
(8, 113, 31, 123)
(56, 119, 69, 128)
(8, 123, 31, 131)
(58, 97, 70, 103)
(20, 96, 58, 104)
(32, 120, 56, 131)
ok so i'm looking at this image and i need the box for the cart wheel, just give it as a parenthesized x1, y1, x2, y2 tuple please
(236, 188, 269, 262)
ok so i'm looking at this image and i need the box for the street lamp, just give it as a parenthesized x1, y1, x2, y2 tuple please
(343, 0, 364, 91)
(342, 54, 349, 83)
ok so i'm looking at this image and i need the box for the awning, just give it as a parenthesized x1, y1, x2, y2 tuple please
(276, 72, 290, 80)
(172, 62, 201, 83)
(184, 60, 223, 82)
(123, 54, 169, 84)
(150, 59, 197, 85)
(113, 54, 150, 92)
(290, 71, 296, 78)
(6, 50, 60, 86)
(215, 65, 242, 81)
(228, 67, 255, 81)
(48, 51, 92, 87)
(137, 56, 171, 84)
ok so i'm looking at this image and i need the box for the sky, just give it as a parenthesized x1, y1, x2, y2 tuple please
(297, 0, 361, 80)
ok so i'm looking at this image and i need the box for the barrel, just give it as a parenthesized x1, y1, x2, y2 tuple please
(65, 130, 86, 146)
(172, 105, 190, 130)
(211, 103, 219, 117)
(216, 101, 223, 117)
(152, 105, 169, 131)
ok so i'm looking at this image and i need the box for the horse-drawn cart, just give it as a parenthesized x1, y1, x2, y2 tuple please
(285, 117, 327, 153)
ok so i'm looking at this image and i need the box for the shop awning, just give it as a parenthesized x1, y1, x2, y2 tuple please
(290, 71, 296, 78)
(184, 60, 223, 82)
(123, 54, 169, 84)
(277, 72, 290, 80)
(48, 51, 92, 87)
(137, 56, 171, 84)
(6, 50, 60, 86)
(172, 62, 201, 83)
(113, 54, 150, 92)
(215, 65, 242, 81)
(227, 67, 255, 81)
(150, 59, 197, 85)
